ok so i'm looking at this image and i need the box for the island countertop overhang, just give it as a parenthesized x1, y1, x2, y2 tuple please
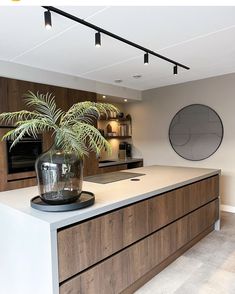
(0, 165, 221, 230)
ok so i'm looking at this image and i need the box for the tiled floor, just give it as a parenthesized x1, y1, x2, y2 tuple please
(135, 212, 235, 294)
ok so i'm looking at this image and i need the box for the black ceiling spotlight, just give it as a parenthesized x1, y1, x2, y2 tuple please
(173, 65, 178, 75)
(41, 6, 190, 73)
(144, 52, 149, 65)
(95, 32, 101, 47)
(44, 10, 52, 30)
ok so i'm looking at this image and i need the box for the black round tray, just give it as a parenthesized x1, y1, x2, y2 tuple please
(30, 191, 95, 212)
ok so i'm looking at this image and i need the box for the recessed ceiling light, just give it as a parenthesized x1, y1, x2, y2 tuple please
(114, 79, 123, 83)
(133, 74, 142, 79)
(124, 99, 128, 102)
(102, 95, 106, 99)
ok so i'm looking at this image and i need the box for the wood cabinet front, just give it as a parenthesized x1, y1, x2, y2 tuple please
(59, 200, 218, 294)
(58, 200, 149, 282)
(0, 77, 99, 191)
(98, 164, 128, 174)
(149, 175, 219, 232)
(57, 175, 219, 284)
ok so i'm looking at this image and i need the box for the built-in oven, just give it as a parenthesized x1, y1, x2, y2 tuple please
(7, 136, 42, 174)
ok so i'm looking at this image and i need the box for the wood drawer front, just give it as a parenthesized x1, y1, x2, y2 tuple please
(149, 175, 219, 232)
(99, 164, 128, 174)
(58, 175, 218, 282)
(58, 200, 149, 282)
(60, 200, 218, 294)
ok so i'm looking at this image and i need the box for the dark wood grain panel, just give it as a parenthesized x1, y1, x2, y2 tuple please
(0, 77, 99, 190)
(59, 200, 218, 294)
(67, 89, 97, 106)
(0, 77, 8, 115)
(149, 175, 219, 232)
(121, 225, 214, 294)
(0, 128, 8, 191)
(98, 164, 128, 174)
(58, 175, 219, 282)
(57, 200, 149, 282)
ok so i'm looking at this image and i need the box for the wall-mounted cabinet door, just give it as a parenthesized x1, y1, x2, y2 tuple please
(6, 78, 69, 112)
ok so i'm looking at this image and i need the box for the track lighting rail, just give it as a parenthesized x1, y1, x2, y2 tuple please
(42, 6, 190, 71)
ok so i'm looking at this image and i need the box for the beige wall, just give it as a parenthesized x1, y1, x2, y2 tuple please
(127, 73, 235, 207)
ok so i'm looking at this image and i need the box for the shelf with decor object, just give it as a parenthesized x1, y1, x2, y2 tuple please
(104, 135, 132, 139)
(98, 112, 132, 139)
(98, 117, 131, 122)
(97, 112, 133, 163)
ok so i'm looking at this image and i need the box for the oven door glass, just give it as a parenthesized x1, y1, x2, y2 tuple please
(7, 140, 42, 174)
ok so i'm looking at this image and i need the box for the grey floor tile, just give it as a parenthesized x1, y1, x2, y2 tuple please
(174, 264, 235, 294)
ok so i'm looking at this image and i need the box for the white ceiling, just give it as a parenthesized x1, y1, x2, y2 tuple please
(1, 6, 235, 90)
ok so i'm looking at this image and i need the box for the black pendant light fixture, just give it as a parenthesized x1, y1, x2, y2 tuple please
(173, 65, 178, 75)
(144, 53, 149, 65)
(95, 32, 101, 47)
(44, 10, 52, 30)
(42, 6, 190, 73)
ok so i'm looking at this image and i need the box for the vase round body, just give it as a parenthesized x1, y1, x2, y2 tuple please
(35, 146, 83, 205)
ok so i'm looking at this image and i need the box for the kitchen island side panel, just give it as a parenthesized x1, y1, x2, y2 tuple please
(0, 204, 59, 294)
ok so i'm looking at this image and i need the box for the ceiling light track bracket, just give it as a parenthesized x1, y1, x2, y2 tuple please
(42, 6, 190, 71)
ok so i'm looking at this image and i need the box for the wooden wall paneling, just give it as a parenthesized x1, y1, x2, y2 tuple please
(0, 128, 8, 191)
(6, 79, 35, 112)
(33, 83, 69, 112)
(83, 152, 99, 177)
(59, 200, 218, 294)
(0, 77, 8, 114)
(0, 77, 100, 190)
(67, 89, 97, 105)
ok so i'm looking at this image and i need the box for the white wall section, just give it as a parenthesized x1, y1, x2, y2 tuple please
(127, 73, 235, 207)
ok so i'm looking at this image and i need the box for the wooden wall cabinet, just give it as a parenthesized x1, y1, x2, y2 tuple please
(57, 175, 219, 293)
(0, 77, 99, 191)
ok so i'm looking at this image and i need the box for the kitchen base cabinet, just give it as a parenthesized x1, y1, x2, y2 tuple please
(58, 175, 219, 294)
(60, 200, 218, 294)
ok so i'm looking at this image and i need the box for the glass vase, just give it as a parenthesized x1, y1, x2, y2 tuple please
(35, 146, 83, 205)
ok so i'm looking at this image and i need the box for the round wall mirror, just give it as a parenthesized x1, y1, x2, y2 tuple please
(169, 104, 223, 161)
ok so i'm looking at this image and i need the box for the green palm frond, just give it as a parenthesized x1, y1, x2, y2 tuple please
(3, 118, 54, 149)
(0, 91, 119, 158)
(61, 101, 119, 125)
(72, 122, 112, 155)
(57, 129, 88, 157)
(24, 91, 64, 125)
(0, 110, 42, 125)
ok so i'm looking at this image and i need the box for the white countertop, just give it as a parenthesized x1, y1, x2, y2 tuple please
(0, 165, 220, 230)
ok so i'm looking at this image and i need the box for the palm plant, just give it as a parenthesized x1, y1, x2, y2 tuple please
(0, 91, 119, 157)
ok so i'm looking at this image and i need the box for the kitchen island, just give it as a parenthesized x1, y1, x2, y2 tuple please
(0, 165, 220, 294)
